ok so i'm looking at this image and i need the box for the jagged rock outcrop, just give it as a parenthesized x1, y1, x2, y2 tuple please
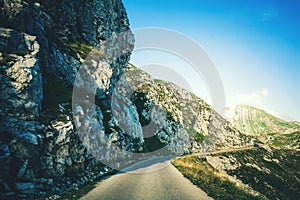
(0, 0, 133, 199)
(0, 27, 42, 122)
(0, 27, 44, 198)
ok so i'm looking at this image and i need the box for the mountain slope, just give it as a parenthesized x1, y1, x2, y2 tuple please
(173, 148, 300, 200)
(124, 64, 253, 152)
(226, 105, 300, 149)
(227, 105, 299, 135)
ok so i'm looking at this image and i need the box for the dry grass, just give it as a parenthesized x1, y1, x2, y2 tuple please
(172, 156, 263, 200)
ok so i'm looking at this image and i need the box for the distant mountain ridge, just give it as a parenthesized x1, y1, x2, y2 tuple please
(226, 105, 300, 135)
(226, 105, 300, 149)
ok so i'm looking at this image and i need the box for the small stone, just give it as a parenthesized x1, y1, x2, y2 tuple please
(138, 146, 143, 152)
(24, 101, 35, 109)
(33, 3, 41, 9)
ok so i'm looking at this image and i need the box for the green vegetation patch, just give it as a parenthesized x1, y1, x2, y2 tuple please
(45, 26, 93, 59)
(186, 128, 205, 144)
(67, 41, 93, 59)
(269, 132, 300, 148)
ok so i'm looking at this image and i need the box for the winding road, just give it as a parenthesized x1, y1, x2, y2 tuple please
(80, 156, 213, 200)
(80, 146, 258, 200)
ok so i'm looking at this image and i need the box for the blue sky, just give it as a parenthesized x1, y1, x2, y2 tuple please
(123, 0, 300, 121)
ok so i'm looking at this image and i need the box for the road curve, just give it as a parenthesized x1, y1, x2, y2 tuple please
(80, 157, 213, 200)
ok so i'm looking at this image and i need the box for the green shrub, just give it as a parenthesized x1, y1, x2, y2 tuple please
(185, 128, 205, 143)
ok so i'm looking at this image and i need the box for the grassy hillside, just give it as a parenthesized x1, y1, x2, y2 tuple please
(227, 105, 299, 135)
(268, 131, 300, 149)
(226, 105, 300, 149)
(172, 156, 264, 200)
(173, 148, 300, 200)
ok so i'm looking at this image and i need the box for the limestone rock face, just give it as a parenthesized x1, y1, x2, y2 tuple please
(0, 29, 44, 199)
(0, 0, 133, 86)
(0, 27, 42, 121)
(0, 0, 133, 199)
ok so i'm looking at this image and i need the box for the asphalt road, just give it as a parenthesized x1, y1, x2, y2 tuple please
(80, 156, 213, 200)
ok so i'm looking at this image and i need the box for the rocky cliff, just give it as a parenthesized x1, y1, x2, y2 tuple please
(1, 0, 134, 199)
(0, 1, 251, 199)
